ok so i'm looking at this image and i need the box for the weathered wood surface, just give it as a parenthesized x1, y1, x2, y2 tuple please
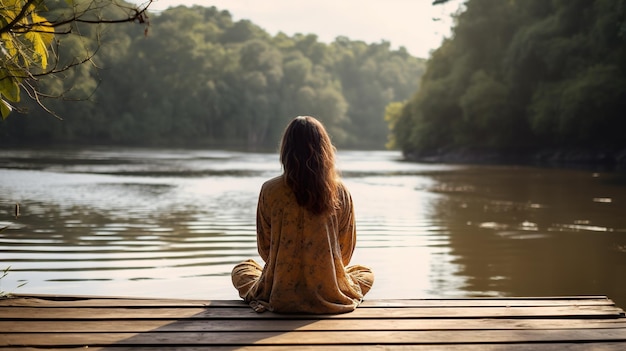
(1, 294, 625, 350)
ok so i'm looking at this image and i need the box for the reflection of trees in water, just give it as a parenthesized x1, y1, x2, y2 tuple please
(427, 166, 626, 305)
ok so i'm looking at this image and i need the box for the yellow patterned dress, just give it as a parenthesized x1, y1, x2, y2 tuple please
(231, 175, 374, 314)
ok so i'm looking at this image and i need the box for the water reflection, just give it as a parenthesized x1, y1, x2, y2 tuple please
(1, 149, 625, 307)
(428, 166, 626, 305)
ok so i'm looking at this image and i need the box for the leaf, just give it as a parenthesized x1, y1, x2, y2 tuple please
(0, 33, 18, 58)
(24, 31, 49, 68)
(0, 77, 20, 102)
(0, 1, 19, 24)
(31, 12, 55, 43)
(0, 98, 13, 119)
(17, 3, 53, 69)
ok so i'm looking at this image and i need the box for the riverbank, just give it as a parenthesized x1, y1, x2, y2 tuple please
(403, 146, 626, 169)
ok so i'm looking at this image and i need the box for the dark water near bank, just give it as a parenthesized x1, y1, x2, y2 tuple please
(1, 148, 625, 306)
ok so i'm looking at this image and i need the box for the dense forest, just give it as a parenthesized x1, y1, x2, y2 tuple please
(0, 1, 425, 150)
(389, 0, 626, 163)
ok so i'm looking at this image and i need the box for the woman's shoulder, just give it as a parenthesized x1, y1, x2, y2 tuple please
(264, 175, 283, 185)
(261, 175, 285, 192)
(260, 175, 294, 204)
(334, 180, 352, 204)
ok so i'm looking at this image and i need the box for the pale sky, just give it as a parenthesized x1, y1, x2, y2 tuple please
(131, 0, 460, 58)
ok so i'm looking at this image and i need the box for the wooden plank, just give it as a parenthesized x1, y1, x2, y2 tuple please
(0, 297, 219, 308)
(0, 305, 623, 320)
(2, 295, 625, 350)
(363, 297, 617, 308)
(2, 329, 626, 346)
(8, 344, 626, 351)
(2, 318, 626, 333)
(1, 295, 616, 308)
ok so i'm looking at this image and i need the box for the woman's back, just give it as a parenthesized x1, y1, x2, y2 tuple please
(250, 175, 363, 313)
(231, 116, 373, 314)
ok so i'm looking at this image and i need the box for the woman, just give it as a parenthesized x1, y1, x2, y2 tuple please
(231, 116, 374, 314)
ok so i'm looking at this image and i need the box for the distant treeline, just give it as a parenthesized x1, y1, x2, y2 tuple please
(0, 2, 425, 150)
(389, 0, 626, 163)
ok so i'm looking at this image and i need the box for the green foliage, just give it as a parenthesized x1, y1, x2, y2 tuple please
(459, 70, 511, 146)
(0, 4, 425, 149)
(0, 0, 55, 119)
(393, 0, 626, 156)
(530, 64, 626, 145)
(383, 101, 404, 149)
(0, 0, 151, 120)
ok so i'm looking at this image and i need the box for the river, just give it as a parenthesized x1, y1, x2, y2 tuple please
(1, 148, 625, 307)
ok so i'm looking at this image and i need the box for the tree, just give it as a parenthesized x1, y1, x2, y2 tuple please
(392, 0, 626, 159)
(0, 0, 151, 119)
(2, 4, 425, 149)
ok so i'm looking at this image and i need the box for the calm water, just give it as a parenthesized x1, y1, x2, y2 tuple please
(1, 148, 625, 306)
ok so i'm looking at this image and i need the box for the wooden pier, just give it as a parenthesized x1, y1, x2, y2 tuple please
(1, 294, 626, 350)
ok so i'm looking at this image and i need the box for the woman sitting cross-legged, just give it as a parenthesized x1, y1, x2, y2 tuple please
(231, 115, 374, 314)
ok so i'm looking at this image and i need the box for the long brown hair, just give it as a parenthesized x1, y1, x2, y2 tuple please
(280, 116, 339, 215)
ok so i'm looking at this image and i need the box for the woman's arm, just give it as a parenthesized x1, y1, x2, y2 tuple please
(256, 187, 272, 262)
(338, 185, 357, 266)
